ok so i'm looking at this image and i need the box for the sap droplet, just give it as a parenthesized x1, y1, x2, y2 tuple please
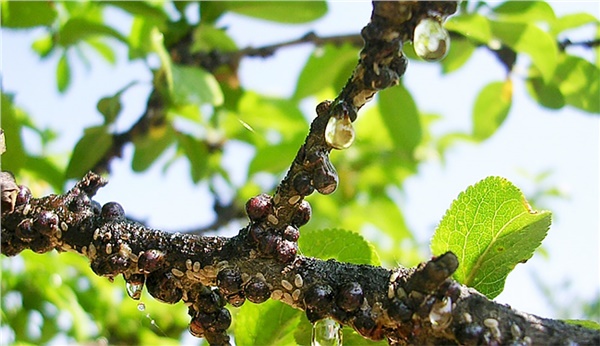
(311, 318, 342, 346)
(137, 302, 146, 311)
(126, 281, 144, 300)
(413, 18, 450, 62)
(429, 297, 453, 331)
(325, 114, 355, 150)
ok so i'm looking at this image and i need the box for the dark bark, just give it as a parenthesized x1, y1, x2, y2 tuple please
(2, 1, 598, 345)
(2, 172, 598, 345)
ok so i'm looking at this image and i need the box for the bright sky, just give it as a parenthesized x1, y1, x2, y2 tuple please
(2, 0, 599, 327)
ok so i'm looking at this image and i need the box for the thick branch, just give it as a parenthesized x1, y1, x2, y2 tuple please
(2, 173, 598, 345)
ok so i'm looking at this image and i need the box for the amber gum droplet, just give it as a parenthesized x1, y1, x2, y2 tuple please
(325, 114, 355, 150)
(413, 18, 450, 62)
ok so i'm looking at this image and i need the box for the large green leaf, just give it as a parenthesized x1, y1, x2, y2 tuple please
(222, 1, 327, 24)
(170, 65, 224, 106)
(378, 84, 421, 157)
(66, 126, 113, 179)
(299, 228, 380, 266)
(1, 1, 57, 28)
(490, 20, 557, 83)
(294, 44, 359, 100)
(431, 176, 551, 298)
(472, 80, 512, 140)
(492, 1, 556, 23)
(234, 299, 301, 346)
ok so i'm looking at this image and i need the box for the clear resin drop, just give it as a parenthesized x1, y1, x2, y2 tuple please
(137, 302, 146, 311)
(311, 318, 342, 346)
(325, 114, 355, 150)
(413, 18, 450, 62)
(126, 281, 144, 300)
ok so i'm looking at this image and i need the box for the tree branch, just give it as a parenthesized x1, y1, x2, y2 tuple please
(2, 1, 599, 345)
(2, 172, 597, 345)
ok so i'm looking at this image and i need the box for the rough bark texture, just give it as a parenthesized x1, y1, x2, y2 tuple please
(2, 1, 599, 345)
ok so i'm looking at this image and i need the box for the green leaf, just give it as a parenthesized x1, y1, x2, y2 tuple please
(58, 18, 127, 47)
(431, 176, 552, 298)
(222, 1, 328, 24)
(57, 52, 71, 93)
(472, 80, 512, 141)
(492, 1, 555, 23)
(132, 124, 176, 172)
(445, 13, 492, 44)
(128, 17, 155, 59)
(378, 84, 421, 156)
(1, 1, 57, 28)
(66, 126, 113, 179)
(24, 156, 66, 192)
(97, 82, 137, 124)
(171, 64, 224, 106)
(563, 319, 600, 331)
(356, 196, 412, 245)
(191, 24, 238, 53)
(249, 138, 302, 175)
(551, 13, 599, 36)
(86, 38, 117, 64)
(199, 2, 227, 23)
(526, 76, 565, 110)
(1, 93, 27, 173)
(294, 44, 359, 100)
(32, 34, 54, 58)
(490, 20, 557, 83)
(231, 92, 307, 142)
(441, 38, 476, 74)
(97, 96, 122, 124)
(553, 55, 600, 114)
(177, 133, 209, 183)
(299, 228, 380, 265)
(234, 299, 301, 346)
(103, 1, 167, 22)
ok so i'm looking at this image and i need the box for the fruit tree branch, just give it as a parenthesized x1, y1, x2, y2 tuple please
(2, 172, 597, 345)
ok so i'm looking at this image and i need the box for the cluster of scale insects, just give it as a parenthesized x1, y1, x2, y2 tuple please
(8, 180, 535, 346)
(6, 148, 457, 345)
